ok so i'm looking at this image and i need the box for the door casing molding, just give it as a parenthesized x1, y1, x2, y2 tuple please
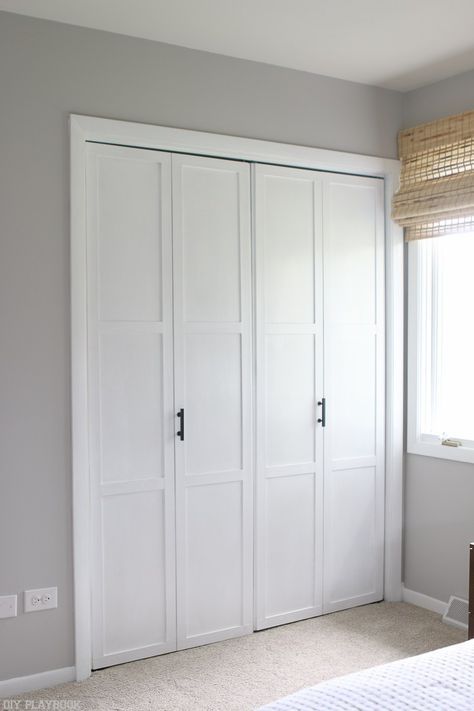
(70, 113, 404, 681)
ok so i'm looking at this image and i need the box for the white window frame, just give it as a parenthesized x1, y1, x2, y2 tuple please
(407, 239, 474, 463)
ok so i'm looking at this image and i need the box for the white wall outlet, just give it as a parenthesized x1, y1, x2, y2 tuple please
(0, 595, 17, 619)
(24, 587, 58, 612)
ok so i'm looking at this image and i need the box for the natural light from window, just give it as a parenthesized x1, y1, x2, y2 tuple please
(418, 232, 474, 444)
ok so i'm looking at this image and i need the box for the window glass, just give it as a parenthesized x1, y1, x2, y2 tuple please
(418, 233, 474, 442)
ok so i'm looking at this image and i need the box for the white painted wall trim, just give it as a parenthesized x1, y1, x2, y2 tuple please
(70, 117, 92, 682)
(70, 113, 404, 681)
(383, 174, 404, 603)
(71, 114, 399, 175)
(0, 667, 76, 698)
(402, 586, 447, 616)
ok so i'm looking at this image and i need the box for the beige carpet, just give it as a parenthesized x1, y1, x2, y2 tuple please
(8, 603, 465, 710)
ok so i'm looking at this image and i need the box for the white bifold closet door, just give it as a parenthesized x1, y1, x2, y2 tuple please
(172, 154, 253, 649)
(87, 143, 176, 668)
(254, 164, 385, 629)
(86, 142, 384, 665)
(322, 173, 385, 613)
(87, 145, 253, 665)
(254, 165, 325, 629)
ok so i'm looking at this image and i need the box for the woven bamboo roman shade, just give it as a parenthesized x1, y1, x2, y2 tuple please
(392, 110, 474, 241)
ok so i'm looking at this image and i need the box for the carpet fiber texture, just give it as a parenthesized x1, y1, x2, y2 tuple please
(7, 603, 465, 710)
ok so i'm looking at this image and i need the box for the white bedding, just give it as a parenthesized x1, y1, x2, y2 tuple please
(258, 640, 474, 710)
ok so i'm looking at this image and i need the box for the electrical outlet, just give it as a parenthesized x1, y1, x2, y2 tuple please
(0, 595, 17, 619)
(24, 587, 58, 613)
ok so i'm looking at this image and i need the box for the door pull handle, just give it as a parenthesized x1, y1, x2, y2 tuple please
(176, 408, 184, 441)
(317, 398, 326, 427)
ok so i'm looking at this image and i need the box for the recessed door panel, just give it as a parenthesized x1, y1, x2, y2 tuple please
(185, 333, 242, 475)
(324, 182, 377, 325)
(325, 467, 378, 604)
(265, 334, 316, 467)
(265, 474, 320, 618)
(87, 143, 176, 668)
(327, 328, 377, 461)
(101, 491, 167, 655)
(181, 164, 241, 323)
(99, 331, 164, 482)
(185, 482, 244, 638)
(97, 155, 163, 322)
(173, 154, 253, 650)
(262, 175, 316, 324)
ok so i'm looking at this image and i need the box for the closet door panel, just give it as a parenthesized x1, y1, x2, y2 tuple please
(87, 143, 176, 668)
(185, 481, 244, 637)
(325, 467, 378, 604)
(323, 182, 377, 325)
(265, 473, 317, 617)
(255, 165, 324, 630)
(99, 330, 164, 482)
(262, 175, 316, 324)
(265, 334, 316, 467)
(173, 154, 253, 649)
(185, 333, 242, 475)
(329, 328, 377, 460)
(181, 166, 241, 323)
(97, 155, 163, 322)
(322, 175, 385, 614)
(101, 491, 167, 654)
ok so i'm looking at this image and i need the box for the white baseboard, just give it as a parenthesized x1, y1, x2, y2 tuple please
(0, 666, 75, 698)
(402, 586, 447, 615)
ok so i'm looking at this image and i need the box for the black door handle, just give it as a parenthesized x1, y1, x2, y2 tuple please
(176, 409, 184, 441)
(317, 398, 326, 427)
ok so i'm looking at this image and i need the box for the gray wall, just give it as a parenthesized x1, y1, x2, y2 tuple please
(403, 72, 474, 604)
(404, 455, 474, 602)
(0, 10, 403, 681)
(404, 68, 474, 126)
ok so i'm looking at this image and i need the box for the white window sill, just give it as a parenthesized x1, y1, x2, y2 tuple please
(407, 437, 474, 464)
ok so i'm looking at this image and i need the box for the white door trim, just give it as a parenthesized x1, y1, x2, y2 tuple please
(70, 113, 403, 681)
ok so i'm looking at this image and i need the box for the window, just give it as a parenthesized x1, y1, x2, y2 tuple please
(408, 232, 474, 462)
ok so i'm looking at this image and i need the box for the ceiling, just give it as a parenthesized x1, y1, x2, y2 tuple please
(2, 0, 474, 91)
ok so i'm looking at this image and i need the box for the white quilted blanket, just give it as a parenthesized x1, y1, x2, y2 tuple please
(258, 640, 474, 710)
